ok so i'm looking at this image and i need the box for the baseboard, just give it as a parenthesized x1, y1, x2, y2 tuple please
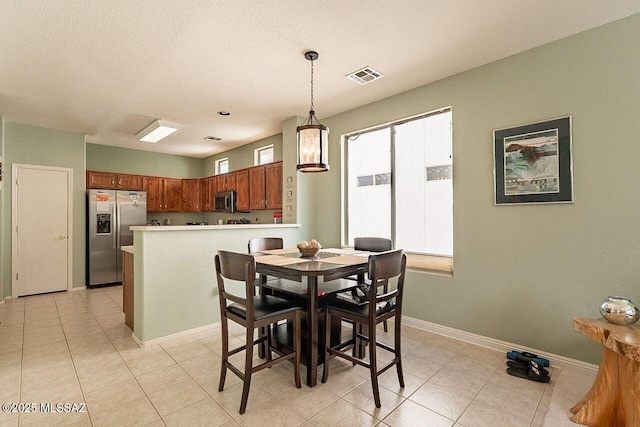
(132, 322, 221, 347)
(402, 315, 598, 376)
(71, 286, 87, 291)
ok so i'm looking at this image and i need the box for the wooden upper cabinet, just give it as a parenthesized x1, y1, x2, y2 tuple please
(249, 166, 266, 210)
(265, 162, 282, 209)
(87, 171, 142, 190)
(163, 178, 183, 212)
(235, 170, 250, 212)
(143, 176, 164, 212)
(87, 171, 117, 189)
(182, 179, 200, 212)
(216, 173, 236, 193)
(248, 162, 282, 210)
(117, 174, 143, 191)
(200, 177, 215, 212)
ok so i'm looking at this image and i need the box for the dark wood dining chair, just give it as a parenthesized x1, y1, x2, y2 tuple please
(353, 237, 393, 331)
(215, 250, 302, 414)
(248, 237, 284, 253)
(322, 249, 407, 408)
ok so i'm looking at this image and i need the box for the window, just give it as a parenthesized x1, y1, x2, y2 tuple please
(215, 158, 229, 175)
(254, 145, 274, 165)
(344, 107, 453, 263)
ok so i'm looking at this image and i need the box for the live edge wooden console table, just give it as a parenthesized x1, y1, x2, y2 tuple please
(571, 317, 640, 426)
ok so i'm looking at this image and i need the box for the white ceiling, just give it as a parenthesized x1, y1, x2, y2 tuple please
(1, 1, 638, 159)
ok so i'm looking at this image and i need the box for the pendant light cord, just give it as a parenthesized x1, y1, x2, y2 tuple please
(310, 58, 315, 113)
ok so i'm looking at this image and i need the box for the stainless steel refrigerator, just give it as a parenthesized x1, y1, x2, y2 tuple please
(87, 189, 147, 287)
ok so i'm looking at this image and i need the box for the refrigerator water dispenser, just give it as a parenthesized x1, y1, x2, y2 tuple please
(96, 214, 111, 234)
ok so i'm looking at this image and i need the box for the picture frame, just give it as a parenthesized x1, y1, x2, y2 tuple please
(494, 116, 573, 205)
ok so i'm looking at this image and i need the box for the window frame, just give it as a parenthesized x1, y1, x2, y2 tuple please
(215, 158, 229, 175)
(342, 106, 453, 273)
(254, 144, 274, 166)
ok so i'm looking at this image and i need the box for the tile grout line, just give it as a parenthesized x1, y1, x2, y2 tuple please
(76, 287, 166, 425)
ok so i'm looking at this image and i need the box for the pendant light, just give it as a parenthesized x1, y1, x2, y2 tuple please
(297, 51, 329, 172)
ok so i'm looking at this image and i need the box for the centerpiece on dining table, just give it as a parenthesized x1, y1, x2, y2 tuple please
(297, 239, 321, 257)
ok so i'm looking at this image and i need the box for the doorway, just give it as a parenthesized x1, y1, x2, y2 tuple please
(12, 164, 73, 297)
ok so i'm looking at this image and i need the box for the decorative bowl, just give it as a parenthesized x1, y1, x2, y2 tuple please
(298, 246, 320, 257)
(600, 296, 640, 326)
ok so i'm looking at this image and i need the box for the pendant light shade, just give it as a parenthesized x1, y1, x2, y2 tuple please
(297, 51, 329, 172)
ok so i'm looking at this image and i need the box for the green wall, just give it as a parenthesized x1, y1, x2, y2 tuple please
(3, 122, 86, 295)
(312, 14, 640, 364)
(86, 143, 203, 178)
(201, 133, 283, 176)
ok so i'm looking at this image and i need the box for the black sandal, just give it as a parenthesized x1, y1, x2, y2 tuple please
(506, 359, 550, 383)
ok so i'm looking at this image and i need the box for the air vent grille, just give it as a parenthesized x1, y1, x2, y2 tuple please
(346, 66, 384, 85)
(204, 136, 224, 141)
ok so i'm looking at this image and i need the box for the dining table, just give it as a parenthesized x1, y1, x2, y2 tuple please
(253, 247, 370, 386)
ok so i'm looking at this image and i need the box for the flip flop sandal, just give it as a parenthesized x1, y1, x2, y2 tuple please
(506, 360, 550, 383)
(507, 360, 549, 376)
(507, 350, 550, 367)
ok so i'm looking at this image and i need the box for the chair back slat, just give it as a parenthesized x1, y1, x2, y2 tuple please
(248, 237, 283, 253)
(354, 237, 392, 252)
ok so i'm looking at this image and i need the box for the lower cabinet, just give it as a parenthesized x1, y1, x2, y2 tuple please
(123, 250, 134, 330)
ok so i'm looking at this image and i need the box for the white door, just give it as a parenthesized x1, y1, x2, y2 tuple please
(13, 164, 72, 296)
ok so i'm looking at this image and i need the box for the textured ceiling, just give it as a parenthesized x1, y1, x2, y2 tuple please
(1, 1, 638, 158)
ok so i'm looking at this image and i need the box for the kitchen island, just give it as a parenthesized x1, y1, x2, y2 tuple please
(129, 223, 301, 344)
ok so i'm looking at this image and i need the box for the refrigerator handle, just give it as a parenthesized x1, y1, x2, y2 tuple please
(114, 201, 119, 250)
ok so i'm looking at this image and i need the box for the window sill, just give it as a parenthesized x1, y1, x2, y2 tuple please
(406, 253, 453, 276)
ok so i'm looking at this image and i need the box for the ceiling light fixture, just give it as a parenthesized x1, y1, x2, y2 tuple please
(297, 51, 329, 173)
(135, 119, 181, 143)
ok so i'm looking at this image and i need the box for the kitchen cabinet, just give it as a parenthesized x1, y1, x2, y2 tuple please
(143, 176, 164, 212)
(216, 172, 236, 193)
(163, 178, 183, 212)
(87, 171, 143, 190)
(200, 177, 216, 212)
(87, 171, 117, 189)
(143, 176, 182, 212)
(249, 166, 266, 210)
(116, 173, 143, 190)
(123, 250, 134, 330)
(249, 161, 282, 210)
(265, 162, 282, 210)
(235, 169, 250, 211)
(182, 179, 201, 212)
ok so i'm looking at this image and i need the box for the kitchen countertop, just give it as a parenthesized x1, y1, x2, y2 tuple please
(130, 223, 300, 231)
(121, 245, 134, 254)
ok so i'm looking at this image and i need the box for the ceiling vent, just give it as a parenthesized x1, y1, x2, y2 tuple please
(346, 66, 384, 85)
(204, 136, 224, 141)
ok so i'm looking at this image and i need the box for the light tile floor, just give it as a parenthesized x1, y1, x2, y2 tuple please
(0, 287, 594, 427)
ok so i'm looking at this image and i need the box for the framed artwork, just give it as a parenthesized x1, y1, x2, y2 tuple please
(494, 116, 573, 205)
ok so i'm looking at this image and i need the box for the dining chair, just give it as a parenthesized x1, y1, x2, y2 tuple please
(322, 249, 407, 408)
(215, 250, 302, 414)
(248, 237, 283, 253)
(353, 237, 393, 331)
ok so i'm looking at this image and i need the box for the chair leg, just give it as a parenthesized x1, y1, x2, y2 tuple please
(294, 310, 302, 388)
(321, 309, 331, 383)
(352, 322, 358, 364)
(265, 325, 272, 364)
(218, 316, 229, 392)
(239, 326, 255, 414)
(383, 283, 389, 332)
(394, 312, 405, 388)
(369, 320, 381, 408)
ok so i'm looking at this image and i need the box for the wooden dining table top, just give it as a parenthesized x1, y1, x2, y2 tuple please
(254, 248, 371, 276)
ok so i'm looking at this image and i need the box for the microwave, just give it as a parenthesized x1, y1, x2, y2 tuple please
(214, 191, 236, 212)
